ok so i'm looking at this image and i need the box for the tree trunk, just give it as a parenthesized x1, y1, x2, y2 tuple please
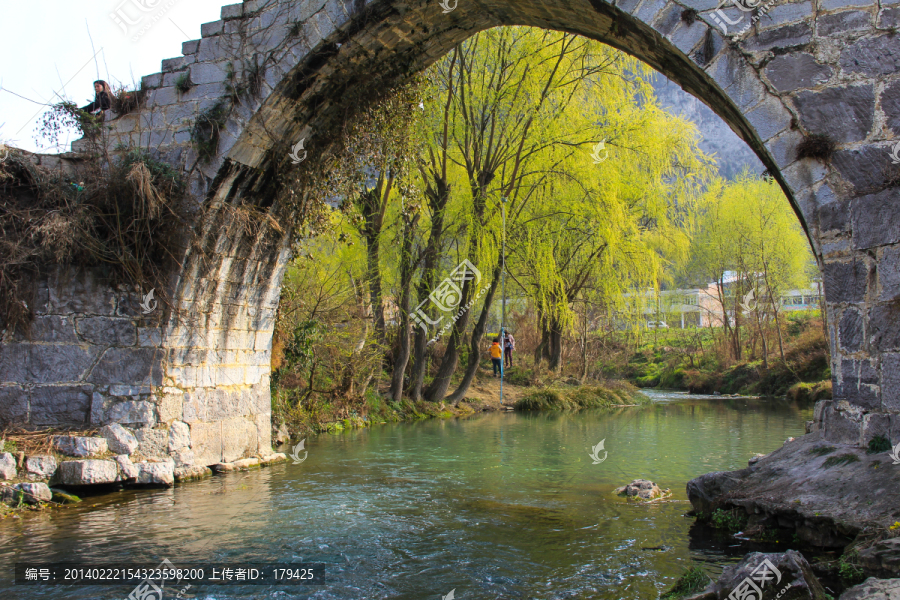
(446, 263, 503, 404)
(423, 273, 477, 402)
(548, 316, 563, 372)
(365, 229, 385, 344)
(389, 215, 419, 401)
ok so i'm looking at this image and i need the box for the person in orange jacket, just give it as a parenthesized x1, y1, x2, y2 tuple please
(489, 338, 503, 377)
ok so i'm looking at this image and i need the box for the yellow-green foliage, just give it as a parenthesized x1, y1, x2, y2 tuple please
(515, 382, 646, 411)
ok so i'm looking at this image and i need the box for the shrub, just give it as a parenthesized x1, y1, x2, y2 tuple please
(661, 566, 709, 599)
(823, 454, 861, 468)
(867, 434, 892, 454)
(515, 388, 571, 411)
(709, 508, 748, 532)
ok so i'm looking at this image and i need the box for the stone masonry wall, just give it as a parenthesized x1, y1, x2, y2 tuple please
(4, 0, 899, 459)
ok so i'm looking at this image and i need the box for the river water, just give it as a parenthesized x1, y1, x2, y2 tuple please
(0, 391, 814, 600)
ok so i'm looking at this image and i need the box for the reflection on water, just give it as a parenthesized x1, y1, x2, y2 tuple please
(0, 391, 813, 599)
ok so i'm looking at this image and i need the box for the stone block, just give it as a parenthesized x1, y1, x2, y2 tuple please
(31, 386, 92, 426)
(741, 22, 811, 52)
(167, 421, 191, 452)
(880, 6, 900, 28)
(161, 57, 185, 72)
(15, 482, 52, 504)
(823, 259, 870, 304)
(821, 0, 874, 9)
(883, 353, 900, 412)
(134, 428, 168, 459)
(871, 303, 900, 352)
(48, 271, 117, 315)
(883, 81, 900, 136)
(25, 316, 78, 343)
(141, 73, 162, 89)
(763, 53, 832, 92)
(817, 10, 871, 36)
(840, 34, 900, 77)
(100, 424, 139, 455)
(832, 145, 897, 193)
(221, 3, 243, 19)
(135, 460, 175, 486)
(782, 159, 827, 192)
(852, 189, 900, 251)
(157, 392, 184, 423)
(744, 95, 792, 141)
(860, 412, 892, 447)
(816, 198, 849, 234)
(670, 20, 708, 56)
(115, 454, 138, 479)
(25, 456, 58, 481)
(183, 390, 208, 423)
(757, 1, 813, 30)
(190, 61, 228, 85)
(222, 417, 257, 463)
(76, 317, 137, 346)
(256, 412, 272, 455)
(0, 453, 16, 480)
(823, 404, 862, 444)
(792, 84, 874, 144)
(0, 387, 29, 425)
(839, 307, 864, 352)
(182, 40, 200, 55)
(27, 346, 98, 384)
(170, 448, 195, 468)
(56, 460, 119, 485)
(107, 400, 157, 427)
(189, 421, 222, 466)
(87, 348, 163, 385)
(880, 246, 900, 302)
(52, 436, 108, 458)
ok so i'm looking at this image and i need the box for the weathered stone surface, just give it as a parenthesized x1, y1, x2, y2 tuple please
(87, 348, 162, 386)
(817, 10, 871, 36)
(884, 81, 900, 136)
(0, 453, 16, 480)
(615, 478, 671, 500)
(114, 454, 138, 480)
(839, 577, 900, 600)
(0, 387, 28, 425)
(30, 385, 92, 426)
(106, 401, 157, 427)
(233, 457, 260, 469)
(190, 421, 222, 466)
(881, 7, 900, 29)
(883, 354, 900, 412)
(260, 453, 287, 465)
(823, 260, 870, 304)
(134, 428, 168, 459)
(856, 542, 900, 579)
(839, 308, 864, 352)
(742, 22, 812, 52)
(879, 246, 900, 302)
(135, 460, 175, 486)
(56, 460, 119, 485)
(15, 482, 53, 504)
(839, 359, 880, 409)
(174, 465, 213, 481)
(25, 456, 58, 481)
(222, 417, 257, 463)
(840, 34, 900, 77)
(690, 551, 827, 599)
(52, 436, 109, 458)
(832, 145, 898, 193)
(870, 304, 900, 352)
(167, 420, 191, 452)
(792, 85, 874, 144)
(763, 53, 832, 92)
(27, 346, 98, 384)
(99, 424, 139, 455)
(687, 467, 751, 514)
(170, 447, 195, 467)
(852, 189, 900, 251)
(24, 315, 78, 343)
(76, 317, 136, 346)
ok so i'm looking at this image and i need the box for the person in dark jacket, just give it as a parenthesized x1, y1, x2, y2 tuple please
(81, 80, 112, 115)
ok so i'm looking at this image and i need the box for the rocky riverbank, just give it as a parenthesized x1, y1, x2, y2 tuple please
(0, 425, 286, 514)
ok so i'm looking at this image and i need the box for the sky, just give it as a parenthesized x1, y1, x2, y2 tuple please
(0, 0, 226, 154)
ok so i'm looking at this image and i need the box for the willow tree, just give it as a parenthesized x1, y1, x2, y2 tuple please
(686, 174, 812, 363)
(421, 27, 694, 402)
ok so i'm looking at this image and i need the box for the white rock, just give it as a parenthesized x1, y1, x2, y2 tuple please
(52, 436, 109, 458)
(233, 458, 260, 469)
(136, 460, 175, 486)
(56, 460, 119, 485)
(25, 455, 58, 481)
(100, 423, 139, 455)
(0, 452, 16, 480)
(169, 447, 194, 468)
(167, 421, 191, 453)
(15, 482, 53, 504)
(114, 455, 139, 480)
(107, 400, 157, 427)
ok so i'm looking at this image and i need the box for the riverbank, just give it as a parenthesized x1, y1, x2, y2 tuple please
(625, 311, 832, 399)
(272, 363, 647, 438)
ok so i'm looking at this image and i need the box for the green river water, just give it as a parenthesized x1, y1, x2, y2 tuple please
(0, 390, 814, 599)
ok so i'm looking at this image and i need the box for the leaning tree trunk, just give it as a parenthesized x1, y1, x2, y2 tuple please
(446, 263, 503, 404)
(548, 316, 563, 372)
(365, 230, 386, 345)
(423, 276, 476, 402)
(389, 215, 419, 401)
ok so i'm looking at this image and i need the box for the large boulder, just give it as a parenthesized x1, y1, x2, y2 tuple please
(56, 460, 119, 485)
(135, 460, 174, 486)
(0, 452, 16, 480)
(52, 436, 109, 458)
(25, 455, 58, 481)
(838, 577, 900, 599)
(99, 424, 139, 455)
(688, 550, 828, 600)
(686, 468, 751, 515)
(615, 479, 671, 500)
(15, 482, 53, 504)
(858, 538, 900, 576)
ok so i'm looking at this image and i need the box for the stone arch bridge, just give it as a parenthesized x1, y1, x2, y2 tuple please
(2, 0, 898, 468)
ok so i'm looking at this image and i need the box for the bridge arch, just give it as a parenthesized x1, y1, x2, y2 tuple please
(4, 0, 898, 465)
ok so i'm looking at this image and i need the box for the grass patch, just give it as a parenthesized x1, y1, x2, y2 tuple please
(514, 381, 646, 411)
(838, 552, 865, 585)
(709, 508, 748, 533)
(867, 434, 892, 454)
(660, 566, 709, 599)
(191, 101, 230, 163)
(823, 453, 861, 469)
(175, 72, 193, 94)
(809, 445, 836, 457)
(515, 388, 572, 411)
